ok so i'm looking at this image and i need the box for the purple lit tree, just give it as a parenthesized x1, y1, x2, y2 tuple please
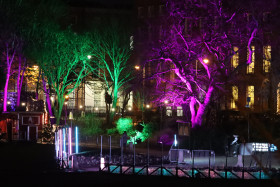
(0, 1, 19, 112)
(0, 0, 31, 111)
(146, 0, 261, 127)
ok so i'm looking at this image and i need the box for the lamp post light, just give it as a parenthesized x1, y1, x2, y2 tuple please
(64, 94, 70, 125)
(134, 65, 140, 70)
(203, 58, 209, 64)
(69, 111, 74, 128)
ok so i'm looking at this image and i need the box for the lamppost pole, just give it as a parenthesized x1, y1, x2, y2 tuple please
(246, 96, 251, 142)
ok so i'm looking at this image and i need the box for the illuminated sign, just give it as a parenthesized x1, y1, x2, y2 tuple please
(252, 143, 278, 152)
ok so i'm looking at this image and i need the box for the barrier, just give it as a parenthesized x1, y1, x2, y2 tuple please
(169, 149, 192, 164)
(192, 150, 215, 167)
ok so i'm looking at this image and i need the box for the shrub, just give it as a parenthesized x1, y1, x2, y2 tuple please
(75, 113, 103, 136)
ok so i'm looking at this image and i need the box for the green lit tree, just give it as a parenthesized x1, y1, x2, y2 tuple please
(29, 27, 91, 125)
(87, 19, 134, 127)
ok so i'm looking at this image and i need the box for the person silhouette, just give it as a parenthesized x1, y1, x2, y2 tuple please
(122, 131, 128, 152)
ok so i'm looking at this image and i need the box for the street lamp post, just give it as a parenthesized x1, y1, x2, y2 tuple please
(245, 96, 251, 142)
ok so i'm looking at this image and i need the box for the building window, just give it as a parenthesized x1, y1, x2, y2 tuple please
(263, 12, 271, 22)
(177, 106, 183, 116)
(138, 7, 144, 18)
(277, 83, 280, 114)
(166, 106, 172, 116)
(148, 25, 152, 40)
(159, 25, 163, 39)
(231, 47, 239, 70)
(247, 46, 255, 74)
(184, 18, 191, 35)
(247, 13, 252, 22)
(199, 17, 205, 33)
(159, 5, 165, 16)
(231, 86, 238, 109)
(246, 85, 254, 108)
(263, 45, 271, 73)
(148, 6, 154, 17)
(130, 36, 134, 50)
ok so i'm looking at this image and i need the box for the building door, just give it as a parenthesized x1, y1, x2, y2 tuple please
(27, 125, 37, 142)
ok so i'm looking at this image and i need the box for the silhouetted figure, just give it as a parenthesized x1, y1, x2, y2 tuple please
(122, 131, 128, 152)
(231, 135, 239, 157)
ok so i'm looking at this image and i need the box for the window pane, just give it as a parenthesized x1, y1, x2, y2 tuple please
(231, 47, 239, 69)
(246, 86, 254, 108)
(247, 46, 255, 74)
(263, 45, 271, 73)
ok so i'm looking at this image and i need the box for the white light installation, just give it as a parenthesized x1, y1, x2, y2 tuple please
(68, 127, 72, 156)
(59, 129, 63, 159)
(75, 126, 79, 153)
(174, 134, 178, 146)
(100, 157, 105, 170)
(63, 128, 66, 157)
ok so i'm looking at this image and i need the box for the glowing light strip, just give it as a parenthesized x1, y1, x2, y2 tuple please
(174, 134, 177, 146)
(59, 129, 63, 159)
(100, 157, 105, 170)
(55, 132, 58, 157)
(68, 127, 72, 156)
(63, 128, 66, 157)
(75, 126, 79, 153)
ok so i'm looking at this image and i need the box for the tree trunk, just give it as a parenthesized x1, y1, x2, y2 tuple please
(3, 72, 10, 112)
(190, 86, 214, 127)
(3, 47, 15, 112)
(55, 96, 64, 125)
(42, 76, 53, 117)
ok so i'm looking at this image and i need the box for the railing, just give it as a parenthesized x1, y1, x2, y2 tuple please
(98, 163, 272, 179)
(55, 132, 278, 179)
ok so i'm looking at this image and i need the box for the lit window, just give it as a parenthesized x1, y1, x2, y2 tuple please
(177, 106, 183, 116)
(166, 106, 172, 116)
(246, 85, 254, 108)
(263, 45, 271, 73)
(247, 46, 255, 74)
(231, 86, 238, 109)
(231, 47, 239, 69)
(277, 83, 280, 114)
(130, 36, 134, 50)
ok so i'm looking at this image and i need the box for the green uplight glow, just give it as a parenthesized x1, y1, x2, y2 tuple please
(116, 118, 155, 144)
(116, 118, 133, 135)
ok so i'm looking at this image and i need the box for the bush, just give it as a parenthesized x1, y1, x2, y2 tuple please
(75, 113, 103, 136)
(112, 118, 156, 144)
